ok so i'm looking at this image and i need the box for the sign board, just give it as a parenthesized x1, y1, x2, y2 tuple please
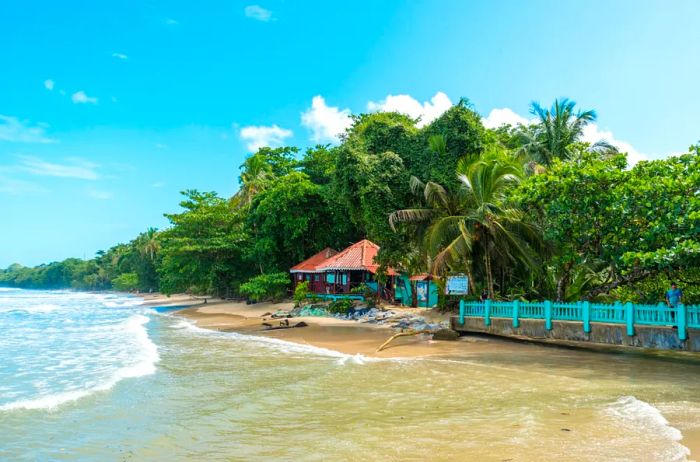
(446, 275, 469, 295)
(416, 281, 428, 302)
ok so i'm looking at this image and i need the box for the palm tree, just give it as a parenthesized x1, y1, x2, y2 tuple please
(390, 149, 539, 298)
(138, 228, 160, 262)
(231, 153, 273, 207)
(523, 98, 616, 166)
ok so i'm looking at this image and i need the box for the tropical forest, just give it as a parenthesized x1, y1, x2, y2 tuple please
(2, 99, 699, 305)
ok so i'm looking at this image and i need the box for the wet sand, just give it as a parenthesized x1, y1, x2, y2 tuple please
(171, 299, 476, 359)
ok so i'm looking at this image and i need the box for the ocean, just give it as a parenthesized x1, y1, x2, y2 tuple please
(1, 289, 699, 461)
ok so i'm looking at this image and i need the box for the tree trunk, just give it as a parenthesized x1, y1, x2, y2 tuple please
(556, 262, 573, 301)
(484, 248, 495, 298)
(411, 280, 418, 307)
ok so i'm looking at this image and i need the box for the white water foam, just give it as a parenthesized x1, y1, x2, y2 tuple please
(169, 316, 379, 365)
(606, 396, 691, 461)
(0, 292, 158, 413)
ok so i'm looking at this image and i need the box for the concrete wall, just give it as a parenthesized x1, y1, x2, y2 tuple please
(451, 316, 700, 352)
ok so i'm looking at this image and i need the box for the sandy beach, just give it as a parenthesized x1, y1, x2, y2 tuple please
(143, 293, 483, 359)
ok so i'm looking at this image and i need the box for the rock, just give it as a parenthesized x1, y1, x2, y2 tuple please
(294, 321, 308, 328)
(432, 328, 460, 341)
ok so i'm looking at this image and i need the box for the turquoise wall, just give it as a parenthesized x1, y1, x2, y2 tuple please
(394, 275, 438, 308)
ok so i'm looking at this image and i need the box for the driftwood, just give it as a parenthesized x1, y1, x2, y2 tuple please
(376, 330, 431, 352)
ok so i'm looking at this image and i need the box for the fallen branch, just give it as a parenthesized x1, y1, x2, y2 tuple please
(376, 330, 431, 352)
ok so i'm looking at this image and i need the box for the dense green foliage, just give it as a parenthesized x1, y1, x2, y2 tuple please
(2, 98, 697, 305)
(238, 272, 290, 302)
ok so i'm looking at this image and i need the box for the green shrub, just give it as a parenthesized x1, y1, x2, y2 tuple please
(111, 273, 139, 292)
(239, 272, 290, 302)
(293, 281, 311, 306)
(327, 298, 354, 314)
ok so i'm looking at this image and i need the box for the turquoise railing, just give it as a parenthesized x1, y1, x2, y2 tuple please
(306, 294, 365, 301)
(459, 299, 699, 341)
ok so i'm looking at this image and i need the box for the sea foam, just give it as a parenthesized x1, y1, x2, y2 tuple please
(0, 292, 158, 413)
(606, 396, 691, 461)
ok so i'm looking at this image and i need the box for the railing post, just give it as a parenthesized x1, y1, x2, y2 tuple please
(678, 304, 687, 341)
(582, 301, 591, 333)
(544, 300, 552, 330)
(459, 299, 465, 325)
(512, 300, 520, 328)
(624, 301, 634, 337)
(484, 299, 492, 327)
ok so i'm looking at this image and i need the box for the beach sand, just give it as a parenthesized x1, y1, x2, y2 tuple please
(145, 294, 479, 359)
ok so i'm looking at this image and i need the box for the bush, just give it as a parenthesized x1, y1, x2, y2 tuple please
(293, 281, 311, 306)
(239, 272, 290, 302)
(351, 283, 376, 308)
(111, 273, 139, 292)
(327, 298, 354, 314)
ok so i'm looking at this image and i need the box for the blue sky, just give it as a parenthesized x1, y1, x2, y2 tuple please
(1, 0, 699, 267)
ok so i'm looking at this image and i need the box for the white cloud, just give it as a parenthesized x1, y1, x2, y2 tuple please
(482, 108, 535, 129)
(112, 52, 128, 60)
(239, 124, 293, 151)
(244, 5, 272, 21)
(164, 18, 179, 25)
(72, 91, 98, 104)
(18, 156, 100, 180)
(367, 91, 452, 127)
(155, 143, 167, 149)
(44, 79, 55, 91)
(301, 96, 352, 143)
(87, 189, 113, 200)
(151, 181, 166, 188)
(0, 115, 56, 143)
(581, 124, 647, 165)
(483, 106, 649, 165)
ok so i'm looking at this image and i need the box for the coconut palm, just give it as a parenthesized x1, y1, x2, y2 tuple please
(231, 153, 274, 208)
(390, 149, 540, 297)
(522, 98, 616, 166)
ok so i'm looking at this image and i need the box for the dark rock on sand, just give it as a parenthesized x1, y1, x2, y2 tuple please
(432, 328, 460, 341)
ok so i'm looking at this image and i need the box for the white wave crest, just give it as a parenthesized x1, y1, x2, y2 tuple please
(0, 314, 159, 413)
(607, 396, 690, 461)
(171, 317, 379, 364)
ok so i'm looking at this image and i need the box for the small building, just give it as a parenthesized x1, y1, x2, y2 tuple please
(290, 247, 338, 293)
(290, 239, 438, 307)
(315, 239, 396, 299)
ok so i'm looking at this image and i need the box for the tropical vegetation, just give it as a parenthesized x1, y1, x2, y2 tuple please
(1, 98, 698, 305)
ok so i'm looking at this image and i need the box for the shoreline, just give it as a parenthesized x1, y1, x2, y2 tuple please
(144, 293, 479, 359)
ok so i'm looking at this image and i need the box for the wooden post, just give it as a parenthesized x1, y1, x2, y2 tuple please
(624, 301, 634, 337)
(512, 299, 520, 328)
(484, 299, 492, 327)
(583, 301, 591, 333)
(678, 304, 687, 341)
(544, 300, 552, 330)
(459, 299, 465, 325)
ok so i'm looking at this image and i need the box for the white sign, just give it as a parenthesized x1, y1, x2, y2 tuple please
(446, 275, 469, 295)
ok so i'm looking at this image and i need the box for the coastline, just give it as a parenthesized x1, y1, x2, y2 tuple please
(144, 293, 479, 359)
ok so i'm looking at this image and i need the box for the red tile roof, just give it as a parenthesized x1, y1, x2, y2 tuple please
(316, 239, 396, 275)
(289, 248, 338, 273)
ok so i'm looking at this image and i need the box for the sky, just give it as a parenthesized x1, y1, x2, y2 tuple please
(1, 0, 699, 267)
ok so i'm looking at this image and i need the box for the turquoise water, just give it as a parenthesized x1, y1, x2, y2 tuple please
(2, 289, 700, 461)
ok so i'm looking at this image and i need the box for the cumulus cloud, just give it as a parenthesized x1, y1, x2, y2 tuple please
(44, 79, 55, 91)
(581, 125, 647, 165)
(72, 91, 98, 104)
(244, 5, 272, 21)
(239, 124, 293, 151)
(367, 91, 452, 127)
(0, 115, 56, 143)
(112, 52, 128, 60)
(482, 108, 535, 129)
(18, 156, 100, 180)
(483, 107, 648, 165)
(301, 96, 352, 143)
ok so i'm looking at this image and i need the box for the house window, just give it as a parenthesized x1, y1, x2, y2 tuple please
(297, 274, 303, 281)
(326, 273, 335, 283)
